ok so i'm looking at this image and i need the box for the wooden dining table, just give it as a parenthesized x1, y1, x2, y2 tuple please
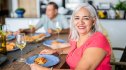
(0, 34, 69, 70)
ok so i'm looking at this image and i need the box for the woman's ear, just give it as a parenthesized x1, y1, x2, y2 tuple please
(92, 17, 96, 24)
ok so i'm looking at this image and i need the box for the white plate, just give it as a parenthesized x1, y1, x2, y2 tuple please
(26, 54, 60, 67)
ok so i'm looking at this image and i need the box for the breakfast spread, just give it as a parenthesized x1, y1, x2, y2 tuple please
(24, 33, 46, 42)
(34, 57, 47, 65)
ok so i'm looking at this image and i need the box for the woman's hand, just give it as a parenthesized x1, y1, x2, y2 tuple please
(30, 63, 48, 70)
(40, 49, 56, 54)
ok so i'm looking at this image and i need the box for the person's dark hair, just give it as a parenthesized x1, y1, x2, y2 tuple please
(47, 2, 58, 9)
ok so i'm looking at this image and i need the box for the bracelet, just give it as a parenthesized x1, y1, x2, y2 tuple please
(50, 67, 53, 70)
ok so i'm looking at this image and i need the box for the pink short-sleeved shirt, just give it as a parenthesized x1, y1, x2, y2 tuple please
(66, 32, 111, 70)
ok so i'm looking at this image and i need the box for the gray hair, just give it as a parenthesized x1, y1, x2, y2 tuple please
(69, 3, 103, 41)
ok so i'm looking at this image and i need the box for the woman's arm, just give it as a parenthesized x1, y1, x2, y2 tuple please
(30, 63, 70, 70)
(75, 47, 106, 70)
(40, 43, 70, 55)
(55, 46, 70, 54)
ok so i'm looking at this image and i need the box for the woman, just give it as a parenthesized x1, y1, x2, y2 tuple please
(30, 3, 111, 70)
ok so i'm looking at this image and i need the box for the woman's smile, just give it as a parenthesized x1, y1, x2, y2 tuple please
(77, 25, 86, 29)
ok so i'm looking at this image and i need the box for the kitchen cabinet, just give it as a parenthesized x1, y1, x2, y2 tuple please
(5, 18, 39, 32)
(18, 0, 38, 17)
(0, 0, 9, 24)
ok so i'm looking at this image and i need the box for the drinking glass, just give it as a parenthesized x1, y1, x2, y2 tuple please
(2, 24, 12, 37)
(2, 24, 9, 33)
(29, 20, 34, 36)
(55, 21, 62, 39)
(16, 33, 26, 62)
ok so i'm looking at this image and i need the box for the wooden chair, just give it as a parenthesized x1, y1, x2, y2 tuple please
(111, 46, 126, 70)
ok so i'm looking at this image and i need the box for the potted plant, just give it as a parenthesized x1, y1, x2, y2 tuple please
(114, 1, 126, 19)
(15, 8, 25, 18)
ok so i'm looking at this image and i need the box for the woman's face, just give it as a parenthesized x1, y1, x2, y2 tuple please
(73, 8, 95, 35)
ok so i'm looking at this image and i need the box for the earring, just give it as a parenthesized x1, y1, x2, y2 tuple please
(92, 24, 95, 32)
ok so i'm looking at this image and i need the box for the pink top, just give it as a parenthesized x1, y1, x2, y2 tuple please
(66, 32, 111, 70)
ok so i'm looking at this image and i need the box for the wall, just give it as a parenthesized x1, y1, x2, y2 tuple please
(93, 0, 124, 5)
(8, 0, 12, 13)
(100, 19, 126, 61)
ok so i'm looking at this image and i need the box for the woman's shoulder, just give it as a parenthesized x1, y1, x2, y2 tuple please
(88, 32, 110, 49)
(93, 32, 106, 39)
(93, 32, 110, 46)
(89, 31, 108, 43)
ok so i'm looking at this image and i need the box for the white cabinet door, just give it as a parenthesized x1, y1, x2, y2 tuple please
(5, 18, 39, 32)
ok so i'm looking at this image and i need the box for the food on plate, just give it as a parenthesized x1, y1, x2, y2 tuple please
(34, 57, 47, 64)
(51, 42, 69, 49)
(24, 36, 34, 42)
(51, 40, 61, 45)
(32, 34, 46, 40)
(50, 40, 62, 49)
(6, 42, 15, 51)
(24, 33, 46, 42)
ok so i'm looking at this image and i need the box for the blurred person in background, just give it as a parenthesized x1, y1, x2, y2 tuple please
(20, 2, 69, 34)
(29, 3, 111, 70)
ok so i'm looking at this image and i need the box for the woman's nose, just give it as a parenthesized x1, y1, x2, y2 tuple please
(79, 19, 84, 24)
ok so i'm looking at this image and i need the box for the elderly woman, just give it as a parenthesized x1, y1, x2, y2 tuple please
(30, 3, 111, 70)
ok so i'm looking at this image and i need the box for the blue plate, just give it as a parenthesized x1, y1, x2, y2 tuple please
(7, 35, 15, 41)
(0, 54, 7, 65)
(26, 54, 60, 67)
(33, 32, 51, 37)
(43, 39, 66, 47)
(45, 32, 51, 37)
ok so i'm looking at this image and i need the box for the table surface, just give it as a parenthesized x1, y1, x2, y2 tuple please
(0, 34, 69, 70)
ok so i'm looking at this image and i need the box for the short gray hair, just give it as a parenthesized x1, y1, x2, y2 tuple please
(69, 3, 103, 41)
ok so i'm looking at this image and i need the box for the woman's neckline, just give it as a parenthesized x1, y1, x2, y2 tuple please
(76, 31, 97, 49)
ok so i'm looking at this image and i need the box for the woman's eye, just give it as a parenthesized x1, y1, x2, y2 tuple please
(83, 17, 90, 20)
(74, 18, 79, 20)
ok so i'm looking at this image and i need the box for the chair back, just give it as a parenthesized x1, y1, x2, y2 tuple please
(116, 46, 126, 70)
